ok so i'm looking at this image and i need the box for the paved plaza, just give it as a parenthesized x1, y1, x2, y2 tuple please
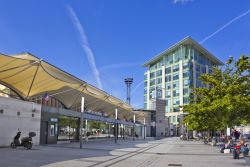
(0, 137, 248, 167)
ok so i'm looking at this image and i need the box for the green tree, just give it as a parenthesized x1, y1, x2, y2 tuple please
(184, 55, 250, 132)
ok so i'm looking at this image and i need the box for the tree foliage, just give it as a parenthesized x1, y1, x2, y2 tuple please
(184, 55, 250, 131)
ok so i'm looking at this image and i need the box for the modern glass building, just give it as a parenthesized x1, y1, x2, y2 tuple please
(143, 37, 223, 132)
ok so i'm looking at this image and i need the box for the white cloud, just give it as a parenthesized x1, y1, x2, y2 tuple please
(200, 9, 250, 44)
(67, 5, 103, 89)
(173, 0, 193, 4)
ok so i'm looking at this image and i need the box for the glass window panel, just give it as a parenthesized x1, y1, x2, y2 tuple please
(150, 79, 155, 86)
(165, 75, 171, 82)
(166, 91, 171, 98)
(173, 73, 179, 80)
(150, 64, 157, 70)
(183, 62, 189, 70)
(201, 66, 206, 73)
(166, 83, 171, 89)
(196, 80, 202, 88)
(165, 67, 171, 74)
(196, 64, 200, 73)
(174, 54, 181, 63)
(173, 90, 179, 97)
(173, 97, 180, 105)
(166, 107, 171, 112)
(174, 47, 182, 63)
(183, 79, 190, 87)
(50, 124, 55, 136)
(183, 88, 189, 95)
(184, 46, 190, 59)
(196, 72, 200, 80)
(197, 54, 202, 64)
(173, 81, 179, 89)
(157, 89, 162, 98)
(173, 64, 179, 72)
(189, 61, 193, 69)
(156, 70, 162, 76)
(166, 98, 171, 106)
(173, 116, 176, 122)
(184, 97, 189, 104)
(183, 71, 188, 78)
(174, 107, 180, 112)
(165, 54, 173, 65)
(150, 72, 155, 78)
(157, 78, 162, 84)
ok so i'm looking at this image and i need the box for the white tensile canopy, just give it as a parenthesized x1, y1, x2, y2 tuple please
(0, 52, 142, 121)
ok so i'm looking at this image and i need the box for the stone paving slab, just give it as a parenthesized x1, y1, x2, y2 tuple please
(0, 137, 248, 167)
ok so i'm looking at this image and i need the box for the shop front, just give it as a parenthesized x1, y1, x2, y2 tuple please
(40, 105, 138, 144)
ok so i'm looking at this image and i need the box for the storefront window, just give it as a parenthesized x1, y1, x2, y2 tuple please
(50, 125, 55, 136)
(58, 116, 78, 141)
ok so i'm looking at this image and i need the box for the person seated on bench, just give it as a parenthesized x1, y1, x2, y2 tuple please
(233, 138, 249, 159)
(220, 136, 233, 153)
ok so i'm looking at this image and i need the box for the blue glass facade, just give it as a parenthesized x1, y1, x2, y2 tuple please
(144, 40, 222, 124)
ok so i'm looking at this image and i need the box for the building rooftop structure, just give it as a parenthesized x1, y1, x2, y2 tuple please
(143, 36, 224, 67)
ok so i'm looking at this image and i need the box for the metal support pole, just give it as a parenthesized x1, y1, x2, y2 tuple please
(123, 124, 125, 139)
(85, 119, 88, 142)
(80, 97, 84, 149)
(117, 123, 119, 140)
(108, 123, 111, 138)
(115, 108, 118, 144)
(144, 117, 146, 140)
(133, 114, 135, 141)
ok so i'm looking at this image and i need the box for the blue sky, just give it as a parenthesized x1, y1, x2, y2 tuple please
(0, 0, 249, 108)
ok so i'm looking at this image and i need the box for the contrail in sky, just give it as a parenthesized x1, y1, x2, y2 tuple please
(131, 80, 144, 95)
(67, 5, 103, 89)
(173, 0, 193, 4)
(99, 62, 140, 71)
(200, 9, 250, 44)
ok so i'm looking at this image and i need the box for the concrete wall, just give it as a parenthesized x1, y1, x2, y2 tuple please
(155, 99, 168, 137)
(0, 96, 41, 147)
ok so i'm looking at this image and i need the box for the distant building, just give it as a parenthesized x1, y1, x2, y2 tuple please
(143, 37, 223, 136)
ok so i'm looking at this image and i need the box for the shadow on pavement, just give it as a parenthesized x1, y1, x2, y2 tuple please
(0, 138, 156, 167)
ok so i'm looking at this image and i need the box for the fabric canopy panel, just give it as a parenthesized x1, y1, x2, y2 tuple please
(0, 53, 137, 120)
(0, 53, 80, 98)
